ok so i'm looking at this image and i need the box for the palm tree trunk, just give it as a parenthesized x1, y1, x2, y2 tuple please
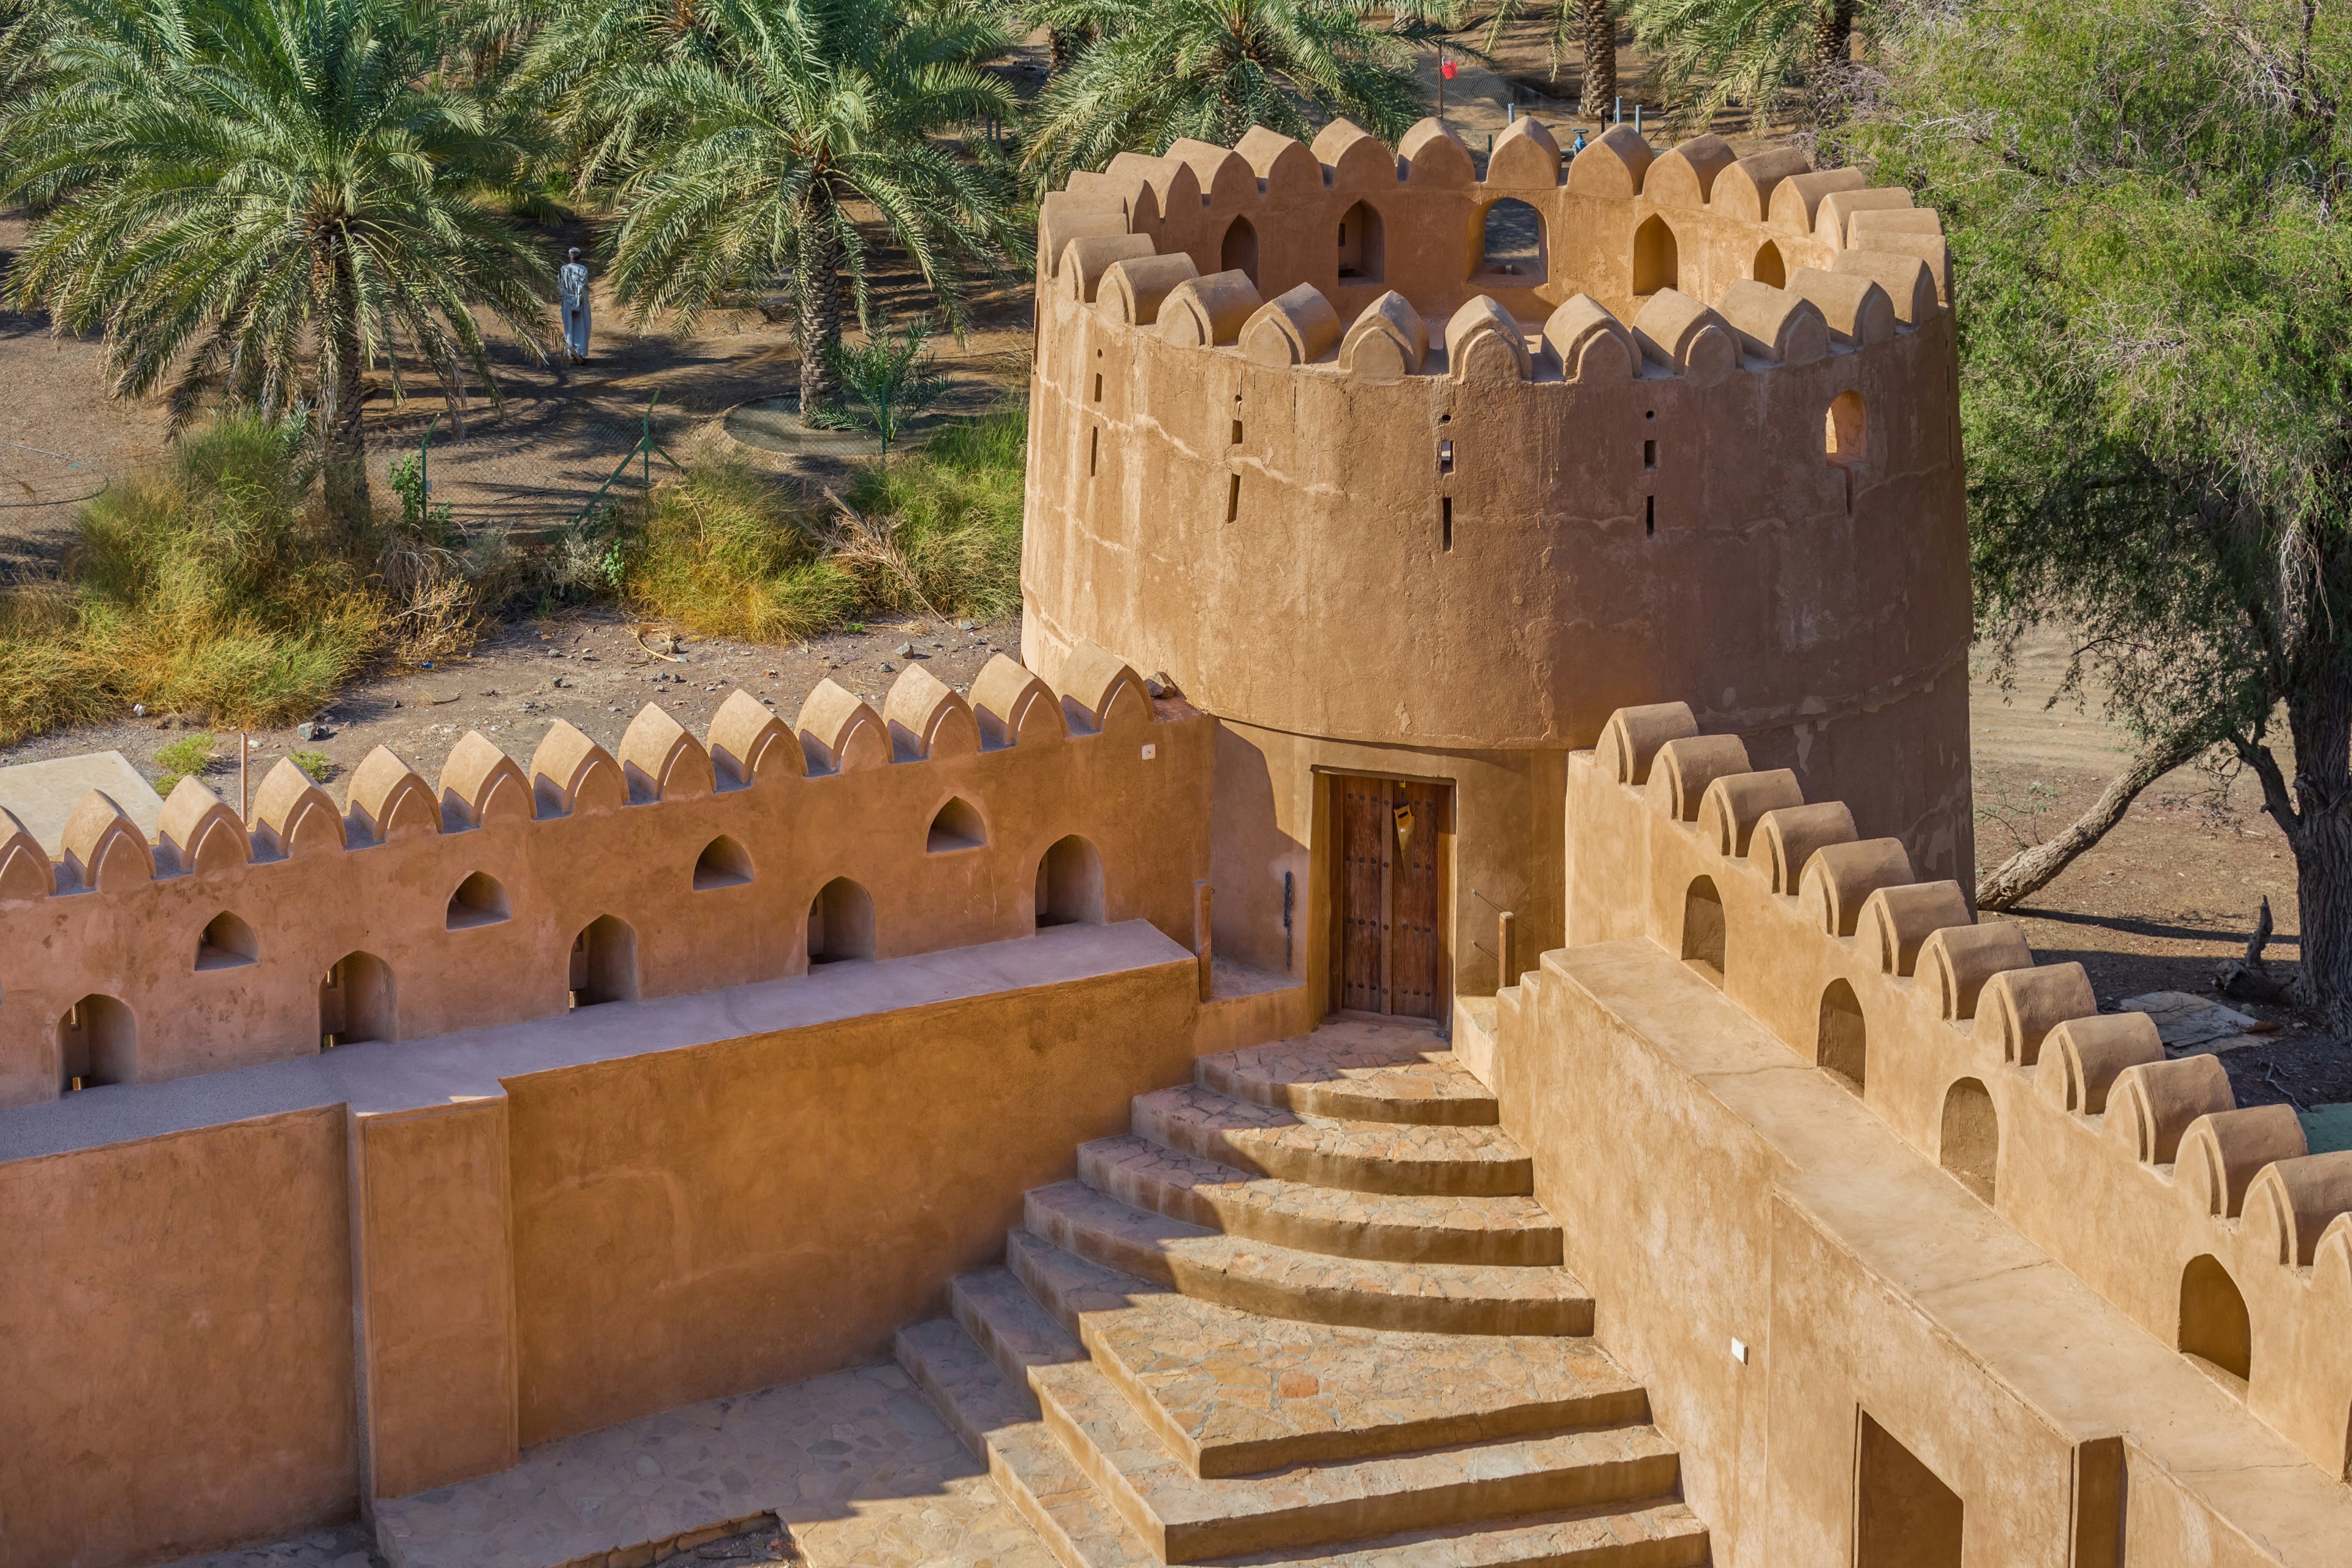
(318, 241, 370, 526)
(1049, 26, 1082, 74)
(1580, 0, 1616, 119)
(1811, 0, 1856, 125)
(1975, 730, 2209, 911)
(797, 219, 845, 419)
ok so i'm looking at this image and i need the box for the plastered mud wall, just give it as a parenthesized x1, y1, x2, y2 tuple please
(1019, 119, 1974, 905)
(0, 644, 1208, 1108)
(0, 924, 1202, 1568)
(1501, 699, 2352, 1562)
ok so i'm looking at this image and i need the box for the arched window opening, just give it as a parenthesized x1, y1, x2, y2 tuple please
(2179, 1254, 2252, 1384)
(319, 953, 394, 1049)
(196, 910, 258, 970)
(1826, 391, 1868, 468)
(1035, 835, 1106, 928)
(693, 835, 754, 890)
(1221, 217, 1259, 287)
(1479, 199, 1545, 281)
(928, 797, 987, 853)
(1818, 978, 1866, 1093)
(1632, 216, 1679, 296)
(1856, 1412, 1964, 1568)
(1336, 202, 1384, 284)
(809, 877, 875, 964)
(58, 994, 134, 1091)
(568, 916, 638, 1008)
(1752, 240, 1787, 288)
(447, 872, 511, 930)
(1940, 1078, 1999, 1202)
(1681, 876, 1725, 983)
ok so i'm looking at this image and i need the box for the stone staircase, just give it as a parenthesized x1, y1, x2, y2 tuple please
(897, 1017, 1711, 1567)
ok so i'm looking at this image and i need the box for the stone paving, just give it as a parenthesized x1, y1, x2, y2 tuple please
(372, 1361, 1057, 1568)
(159, 1524, 381, 1568)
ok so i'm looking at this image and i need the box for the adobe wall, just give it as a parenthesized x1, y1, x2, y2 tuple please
(0, 644, 1205, 1107)
(0, 1107, 358, 1568)
(0, 924, 1202, 1568)
(1020, 119, 1975, 1003)
(1496, 700, 2352, 1563)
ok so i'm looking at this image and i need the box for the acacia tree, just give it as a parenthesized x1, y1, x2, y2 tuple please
(543, 0, 1022, 415)
(1022, 0, 1434, 180)
(1, 0, 549, 519)
(1851, 0, 2352, 1029)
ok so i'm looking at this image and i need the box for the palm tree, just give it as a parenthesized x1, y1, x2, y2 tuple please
(1474, 0, 1615, 118)
(1022, 0, 1435, 182)
(0, 0, 551, 519)
(541, 0, 1023, 418)
(1629, 0, 1871, 131)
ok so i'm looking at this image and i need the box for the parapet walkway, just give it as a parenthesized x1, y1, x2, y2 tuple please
(899, 1017, 1710, 1566)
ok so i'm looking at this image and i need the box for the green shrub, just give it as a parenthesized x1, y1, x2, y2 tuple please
(289, 748, 333, 782)
(617, 456, 858, 642)
(844, 401, 1025, 621)
(0, 412, 386, 745)
(154, 732, 219, 782)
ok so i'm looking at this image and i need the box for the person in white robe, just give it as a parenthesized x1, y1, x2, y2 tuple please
(558, 247, 592, 364)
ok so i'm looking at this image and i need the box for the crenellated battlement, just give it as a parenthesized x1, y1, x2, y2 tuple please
(0, 646, 1213, 1109)
(1037, 117, 1947, 394)
(1564, 701, 2352, 1481)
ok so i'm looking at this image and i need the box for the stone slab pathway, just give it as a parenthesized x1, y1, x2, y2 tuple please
(374, 1361, 1057, 1568)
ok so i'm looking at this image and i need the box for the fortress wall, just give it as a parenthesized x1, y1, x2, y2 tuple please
(502, 951, 1197, 1445)
(0, 925, 1200, 1568)
(1547, 703, 2352, 1485)
(0, 647, 1208, 1109)
(0, 1108, 359, 1567)
(1023, 120, 1973, 919)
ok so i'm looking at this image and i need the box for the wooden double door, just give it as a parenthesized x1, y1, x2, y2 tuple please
(1330, 775, 1450, 1020)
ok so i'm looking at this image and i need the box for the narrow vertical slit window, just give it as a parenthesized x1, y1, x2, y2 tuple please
(1231, 419, 1243, 445)
(1226, 472, 1241, 522)
(1092, 372, 1102, 401)
(1439, 439, 1454, 475)
(1441, 497, 1453, 551)
(1643, 439, 1657, 470)
(1088, 426, 1099, 476)
(1646, 495, 1656, 537)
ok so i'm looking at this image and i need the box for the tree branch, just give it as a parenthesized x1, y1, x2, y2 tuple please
(1976, 729, 2211, 910)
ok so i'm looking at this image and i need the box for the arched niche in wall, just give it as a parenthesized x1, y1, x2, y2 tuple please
(568, 916, 638, 1006)
(1939, 1077, 1999, 1203)
(196, 910, 258, 970)
(1221, 217, 1259, 288)
(928, 797, 987, 854)
(1817, 978, 1866, 1093)
(2179, 1254, 2252, 1385)
(447, 872, 511, 930)
(1035, 834, 1106, 927)
(694, 834, 755, 890)
(809, 877, 875, 963)
(1336, 202, 1384, 284)
(320, 953, 395, 1047)
(58, 994, 135, 1091)
(1681, 876, 1725, 983)
(1633, 215, 1679, 296)
(1752, 239, 1787, 288)
(1826, 390, 1868, 467)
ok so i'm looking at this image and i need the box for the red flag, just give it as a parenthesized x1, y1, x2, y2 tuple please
(1440, 57, 1457, 80)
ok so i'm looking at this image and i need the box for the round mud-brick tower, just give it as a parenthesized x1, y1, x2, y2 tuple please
(1020, 118, 1972, 1027)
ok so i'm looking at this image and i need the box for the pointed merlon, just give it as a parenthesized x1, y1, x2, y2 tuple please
(157, 777, 250, 875)
(1715, 280, 1831, 366)
(252, 760, 346, 860)
(438, 731, 533, 829)
(1642, 134, 1738, 210)
(1567, 124, 1653, 198)
(883, 663, 981, 762)
(1444, 296, 1531, 385)
(0, 805, 53, 902)
(1159, 271, 1262, 348)
(796, 678, 889, 775)
(1340, 292, 1429, 382)
(1240, 284, 1343, 368)
(1055, 642, 1154, 736)
(971, 654, 1066, 750)
(709, 689, 802, 788)
(346, 745, 440, 846)
(1631, 290, 1740, 385)
(1313, 119, 1398, 190)
(529, 720, 628, 817)
(1098, 254, 1200, 328)
(1540, 296, 1636, 383)
(1484, 117, 1561, 188)
(619, 704, 716, 802)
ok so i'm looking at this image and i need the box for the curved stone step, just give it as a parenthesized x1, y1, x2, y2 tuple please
(1079, 1136, 1562, 1267)
(1030, 1343, 1680, 1562)
(1133, 1085, 1532, 1197)
(1026, 1181, 1593, 1337)
(1200, 1021, 1498, 1127)
(1214, 1498, 1711, 1567)
(993, 1230, 1646, 1479)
